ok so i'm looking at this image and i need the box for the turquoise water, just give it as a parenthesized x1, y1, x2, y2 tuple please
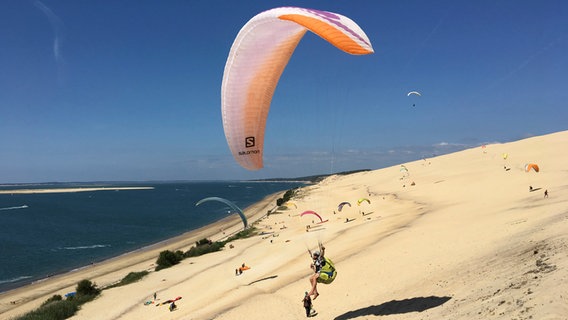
(0, 181, 304, 292)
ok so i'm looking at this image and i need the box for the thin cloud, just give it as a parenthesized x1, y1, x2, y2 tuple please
(34, 1, 65, 82)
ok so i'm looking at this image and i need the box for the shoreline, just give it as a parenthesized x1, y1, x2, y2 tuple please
(2, 131, 566, 319)
(0, 187, 155, 194)
(0, 190, 283, 318)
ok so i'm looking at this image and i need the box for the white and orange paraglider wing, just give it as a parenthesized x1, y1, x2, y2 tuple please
(221, 7, 374, 170)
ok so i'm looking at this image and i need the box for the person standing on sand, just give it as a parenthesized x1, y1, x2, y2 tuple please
(302, 291, 312, 317)
(544, 189, 548, 198)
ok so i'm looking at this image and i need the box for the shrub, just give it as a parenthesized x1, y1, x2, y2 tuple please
(155, 250, 184, 271)
(76, 279, 100, 297)
(184, 240, 224, 258)
(14, 279, 100, 320)
(276, 188, 297, 206)
(195, 238, 212, 246)
(107, 271, 149, 289)
(40, 294, 63, 307)
(16, 299, 78, 320)
(225, 227, 256, 242)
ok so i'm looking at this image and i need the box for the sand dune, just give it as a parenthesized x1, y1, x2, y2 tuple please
(1, 130, 567, 320)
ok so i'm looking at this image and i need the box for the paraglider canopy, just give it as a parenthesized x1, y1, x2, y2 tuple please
(221, 7, 374, 170)
(407, 91, 421, 107)
(284, 201, 297, 209)
(301, 210, 326, 223)
(196, 197, 248, 229)
(524, 163, 540, 172)
(357, 198, 370, 206)
(337, 202, 351, 212)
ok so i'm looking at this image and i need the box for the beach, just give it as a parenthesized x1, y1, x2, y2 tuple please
(1, 130, 567, 320)
(0, 187, 155, 194)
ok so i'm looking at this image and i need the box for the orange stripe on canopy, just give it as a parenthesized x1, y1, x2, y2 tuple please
(279, 14, 373, 55)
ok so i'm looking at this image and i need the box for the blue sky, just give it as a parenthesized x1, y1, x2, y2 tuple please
(1, 1, 566, 183)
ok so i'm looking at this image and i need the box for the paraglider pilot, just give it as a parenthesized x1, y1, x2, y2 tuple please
(308, 244, 326, 299)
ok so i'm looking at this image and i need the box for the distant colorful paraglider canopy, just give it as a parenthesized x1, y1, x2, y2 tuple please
(524, 163, 540, 173)
(221, 7, 374, 170)
(357, 198, 370, 206)
(502, 153, 508, 160)
(337, 202, 351, 212)
(301, 210, 326, 223)
(284, 201, 297, 209)
(195, 197, 248, 229)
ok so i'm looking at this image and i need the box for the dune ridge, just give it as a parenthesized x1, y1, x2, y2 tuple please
(1, 130, 567, 320)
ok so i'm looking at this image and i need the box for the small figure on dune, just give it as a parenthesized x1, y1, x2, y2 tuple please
(302, 291, 312, 317)
(544, 189, 548, 198)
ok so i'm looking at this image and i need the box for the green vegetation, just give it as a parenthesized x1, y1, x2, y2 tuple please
(224, 227, 256, 242)
(14, 222, 261, 319)
(252, 169, 370, 183)
(276, 188, 298, 207)
(184, 239, 224, 258)
(14, 280, 100, 320)
(155, 250, 185, 271)
(106, 271, 149, 289)
(158, 228, 258, 270)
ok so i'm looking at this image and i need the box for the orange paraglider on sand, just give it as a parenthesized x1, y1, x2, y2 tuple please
(524, 163, 540, 172)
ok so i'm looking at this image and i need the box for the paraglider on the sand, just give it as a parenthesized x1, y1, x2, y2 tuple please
(524, 163, 540, 172)
(301, 210, 327, 223)
(284, 201, 297, 209)
(337, 202, 351, 212)
(196, 197, 248, 229)
(357, 198, 371, 206)
(221, 7, 374, 170)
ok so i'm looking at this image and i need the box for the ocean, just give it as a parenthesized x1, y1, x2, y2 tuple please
(0, 181, 305, 293)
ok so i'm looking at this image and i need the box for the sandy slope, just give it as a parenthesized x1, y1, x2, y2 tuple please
(2, 130, 567, 320)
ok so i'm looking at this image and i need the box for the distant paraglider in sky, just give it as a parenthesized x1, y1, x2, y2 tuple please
(221, 7, 374, 170)
(407, 91, 421, 107)
(195, 197, 248, 229)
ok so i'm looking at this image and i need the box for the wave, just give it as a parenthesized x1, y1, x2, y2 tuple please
(0, 205, 28, 211)
(62, 244, 110, 250)
(0, 276, 32, 285)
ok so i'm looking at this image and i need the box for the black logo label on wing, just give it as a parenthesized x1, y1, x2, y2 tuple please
(239, 136, 259, 156)
(245, 136, 255, 148)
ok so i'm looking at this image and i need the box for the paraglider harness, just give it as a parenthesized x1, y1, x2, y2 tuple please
(316, 257, 337, 284)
